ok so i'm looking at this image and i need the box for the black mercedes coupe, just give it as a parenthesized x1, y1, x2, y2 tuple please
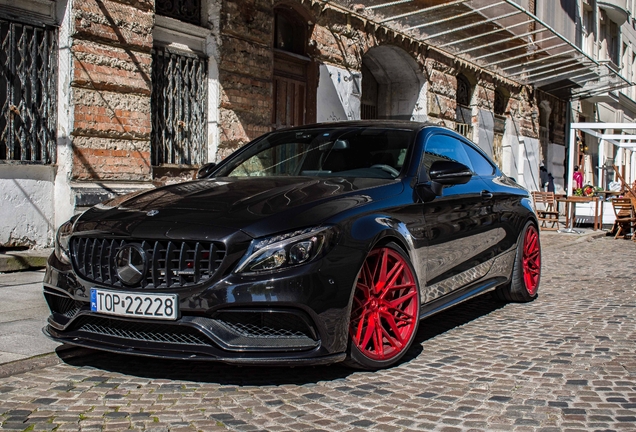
(44, 121, 541, 369)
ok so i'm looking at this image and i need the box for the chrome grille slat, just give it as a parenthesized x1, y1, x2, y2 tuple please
(151, 241, 161, 288)
(70, 238, 226, 289)
(89, 239, 99, 280)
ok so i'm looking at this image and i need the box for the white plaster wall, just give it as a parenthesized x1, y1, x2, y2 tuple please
(384, 80, 423, 120)
(501, 117, 520, 181)
(520, 136, 541, 192)
(0, 166, 56, 248)
(547, 143, 566, 194)
(316, 64, 361, 122)
(476, 109, 494, 159)
(410, 81, 427, 122)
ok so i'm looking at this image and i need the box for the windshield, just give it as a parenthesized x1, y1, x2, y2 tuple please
(214, 127, 416, 179)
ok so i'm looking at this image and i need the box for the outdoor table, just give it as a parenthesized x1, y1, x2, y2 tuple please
(556, 196, 601, 233)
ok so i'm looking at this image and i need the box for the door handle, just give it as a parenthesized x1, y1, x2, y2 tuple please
(481, 191, 493, 200)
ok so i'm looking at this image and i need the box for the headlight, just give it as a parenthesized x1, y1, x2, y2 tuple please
(235, 226, 337, 274)
(54, 219, 75, 265)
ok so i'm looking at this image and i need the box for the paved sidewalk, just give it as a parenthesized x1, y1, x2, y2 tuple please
(0, 270, 61, 372)
(0, 228, 608, 377)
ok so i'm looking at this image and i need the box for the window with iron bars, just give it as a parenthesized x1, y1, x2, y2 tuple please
(151, 46, 208, 166)
(0, 17, 57, 164)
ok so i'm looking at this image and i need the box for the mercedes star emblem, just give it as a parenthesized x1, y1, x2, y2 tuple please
(115, 244, 147, 285)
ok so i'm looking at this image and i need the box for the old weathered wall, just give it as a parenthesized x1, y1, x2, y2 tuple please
(70, 0, 153, 181)
(0, 165, 56, 248)
(217, 0, 273, 159)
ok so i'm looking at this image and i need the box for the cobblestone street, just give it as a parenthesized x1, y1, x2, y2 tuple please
(1, 233, 635, 431)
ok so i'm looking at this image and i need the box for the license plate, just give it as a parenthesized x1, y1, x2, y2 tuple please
(90, 288, 178, 320)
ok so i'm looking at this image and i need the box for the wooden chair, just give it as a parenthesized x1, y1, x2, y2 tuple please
(611, 198, 636, 240)
(531, 191, 560, 231)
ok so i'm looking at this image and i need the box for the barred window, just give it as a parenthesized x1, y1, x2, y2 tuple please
(0, 17, 57, 164)
(151, 47, 208, 166)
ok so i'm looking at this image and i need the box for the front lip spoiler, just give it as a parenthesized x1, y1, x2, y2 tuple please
(42, 326, 346, 366)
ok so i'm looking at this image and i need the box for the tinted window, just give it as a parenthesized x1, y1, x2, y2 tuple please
(422, 134, 473, 175)
(216, 127, 415, 179)
(463, 143, 495, 176)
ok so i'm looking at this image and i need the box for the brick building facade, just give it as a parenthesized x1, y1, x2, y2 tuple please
(0, 0, 593, 248)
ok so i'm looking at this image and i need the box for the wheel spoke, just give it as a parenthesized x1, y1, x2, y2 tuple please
(385, 308, 415, 324)
(377, 249, 390, 288)
(525, 248, 540, 261)
(388, 289, 417, 309)
(383, 262, 404, 292)
(360, 312, 376, 349)
(374, 315, 385, 358)
(354, 307, 372, 342)
(380, 311, 405, 346)
(370, 252, 383, 288)
(360, 262, 374, 293)
(385, 282, 416, 292)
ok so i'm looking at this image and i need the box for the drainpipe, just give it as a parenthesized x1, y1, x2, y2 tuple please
(598, 139, 605, 189)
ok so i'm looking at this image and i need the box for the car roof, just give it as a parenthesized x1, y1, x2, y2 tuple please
(278, 120, 437, 133)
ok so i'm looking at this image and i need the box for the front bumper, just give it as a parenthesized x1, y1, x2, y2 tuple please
(43, 244, 366, 365)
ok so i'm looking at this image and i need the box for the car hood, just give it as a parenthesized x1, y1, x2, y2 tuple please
(73, 176, 403, 240)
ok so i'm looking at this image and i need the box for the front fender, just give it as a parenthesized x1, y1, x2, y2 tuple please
(338, 214, 426, 292)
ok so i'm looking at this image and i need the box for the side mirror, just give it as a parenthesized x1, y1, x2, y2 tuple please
(418, 160, 473, 198)
(196, 162, 217, 179)
(429, 160, 473, 185)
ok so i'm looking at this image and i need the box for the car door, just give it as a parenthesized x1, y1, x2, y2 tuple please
(418, 132, 497, 302)
(462, 141, 525, 258)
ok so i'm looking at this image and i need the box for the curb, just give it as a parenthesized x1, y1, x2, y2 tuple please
(0, 346, 95, 378)
(0, 353, 61, 379)
(0, 249, 51, 272)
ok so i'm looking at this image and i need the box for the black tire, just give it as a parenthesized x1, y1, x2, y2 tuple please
(344, 242, 421, 370)
(494, 221, 541, 303)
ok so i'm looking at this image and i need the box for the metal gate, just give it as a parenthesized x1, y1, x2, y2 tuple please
(151, 46, 207, 166)
(0, 17, 57, 164)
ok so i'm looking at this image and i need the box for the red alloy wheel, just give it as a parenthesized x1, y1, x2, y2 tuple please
(349, 247, 419, 361)
(522, 225, 541, 296)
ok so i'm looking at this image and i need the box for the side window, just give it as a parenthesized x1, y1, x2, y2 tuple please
(422, 135, 473, 178)
(463, 143, 495, 176)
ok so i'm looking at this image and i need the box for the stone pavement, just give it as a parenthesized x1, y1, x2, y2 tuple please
(0, 230, 634, 431)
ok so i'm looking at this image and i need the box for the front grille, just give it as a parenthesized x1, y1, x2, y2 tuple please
(70, 238, 225, 289)
(214, 311, 317, 340)
(60, 312, 319, 352)
(72, 316, 210, 346)
(44, 291, 84, 318)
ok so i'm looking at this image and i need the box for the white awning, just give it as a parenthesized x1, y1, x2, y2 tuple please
(324, 0, 632, 99)
(568, 122, 636, 194)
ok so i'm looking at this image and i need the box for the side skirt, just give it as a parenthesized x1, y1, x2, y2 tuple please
(418, 276, 506, 321)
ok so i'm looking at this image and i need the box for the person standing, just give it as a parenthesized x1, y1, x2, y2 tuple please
(573, 165, 583, 191)
(540, 165, 549, 191)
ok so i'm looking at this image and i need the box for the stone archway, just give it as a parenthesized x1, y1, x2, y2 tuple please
(361, 46, 425, 121)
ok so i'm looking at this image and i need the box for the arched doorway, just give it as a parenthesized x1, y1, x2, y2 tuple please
(271, 5, 316, 130)
(361, 46, 425, 120)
